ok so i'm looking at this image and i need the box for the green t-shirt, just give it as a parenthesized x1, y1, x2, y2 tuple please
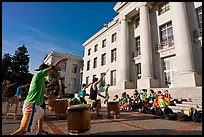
(71, 97, 81, 104)
(24, 68, 48, 105)
(120, 97, 127, 103)
(104, 87, 109, 96)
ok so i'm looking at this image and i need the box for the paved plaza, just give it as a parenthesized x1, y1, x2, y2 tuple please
(2, 100, 202, 135)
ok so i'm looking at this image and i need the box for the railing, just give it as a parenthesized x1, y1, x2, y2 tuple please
(157, 40, 174, 50)
(132, 51, 141, 58)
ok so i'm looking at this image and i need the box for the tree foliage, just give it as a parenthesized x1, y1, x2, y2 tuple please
(2, 45, 33, 98)
(2, 53, 13, 81)
(12, 45, 30, 74)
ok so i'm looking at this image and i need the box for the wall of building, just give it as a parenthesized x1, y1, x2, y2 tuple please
(82, 2, 202, 92)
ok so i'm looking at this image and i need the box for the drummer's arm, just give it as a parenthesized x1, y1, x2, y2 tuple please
(84, 83, 92, 89)
(97, 92, 105, 98)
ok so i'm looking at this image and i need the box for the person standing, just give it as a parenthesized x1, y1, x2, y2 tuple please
(11, 57, 68, 135)
(103, 84, 110, 104)
(79, 83, 92, 104)
(14, 83, 30, 108)
(88, 73, 106, 116)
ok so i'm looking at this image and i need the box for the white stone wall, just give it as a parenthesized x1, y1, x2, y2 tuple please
(82, 2, 202, 92)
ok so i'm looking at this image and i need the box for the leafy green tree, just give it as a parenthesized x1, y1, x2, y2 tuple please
(12, 45, 30, 74)
(2, 53, 13, 82)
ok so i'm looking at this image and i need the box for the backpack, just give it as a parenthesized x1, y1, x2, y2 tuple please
(152, 107, 163, 116)
(191, 108, 202, 123)
(164, 107, 174, 114)
(176, 112, 191, 121)
(164, 113, 177, 120)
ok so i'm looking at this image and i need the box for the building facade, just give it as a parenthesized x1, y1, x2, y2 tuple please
(44, 51, 83, 94)
(82, 2, 202, 91)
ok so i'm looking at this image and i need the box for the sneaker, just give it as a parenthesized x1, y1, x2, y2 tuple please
(36, 130, 49, 135)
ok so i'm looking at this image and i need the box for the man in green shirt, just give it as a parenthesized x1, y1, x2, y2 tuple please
(12, 57, 68, 135)
(104, 84, 110, 104)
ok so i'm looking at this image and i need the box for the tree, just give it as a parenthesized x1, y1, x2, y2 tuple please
(12, 45, 30, 74)
(2, 53, 13, 82)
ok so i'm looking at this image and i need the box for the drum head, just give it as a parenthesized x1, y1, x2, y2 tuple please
(68, 104, 90, 111)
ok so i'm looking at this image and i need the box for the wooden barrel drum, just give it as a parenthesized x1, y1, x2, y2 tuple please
(107, 101, 120, 119)
(67, 104, 91, 134)
(55, 98, 68, 119)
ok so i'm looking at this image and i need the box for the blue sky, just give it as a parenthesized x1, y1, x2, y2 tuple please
(2, 2, 118, 74)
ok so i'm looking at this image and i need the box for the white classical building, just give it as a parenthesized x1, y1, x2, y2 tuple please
(82, 2, 202, 91)
(44, 51, 83, 94)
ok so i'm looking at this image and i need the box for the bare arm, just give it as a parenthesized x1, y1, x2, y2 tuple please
(84, 83, 92, 89)
(93, 73, 106, 90)
(47, 57, 68, 75)
(64, 83, 71, 89)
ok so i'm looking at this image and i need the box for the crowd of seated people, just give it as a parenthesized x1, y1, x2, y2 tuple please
(112, 89, 172, 113)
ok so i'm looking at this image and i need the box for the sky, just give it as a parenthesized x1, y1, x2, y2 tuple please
(2, 2, 118, 74)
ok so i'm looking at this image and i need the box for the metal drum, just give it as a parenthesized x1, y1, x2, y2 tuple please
(107, 101, 120, 119)
(67, 104, 91, 134)
(55, 98, 68, 119)
(96, 99, 101, 109)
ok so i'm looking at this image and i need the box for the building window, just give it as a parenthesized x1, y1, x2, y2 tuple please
(158, 2, 170, 15)
(160, 21, 174, 43)
(110, 70, 116, 86)
(136, 63, 141, 79)
(163, 56, 177, 87)
(72, 64, 77, 73)
(102, 39, 106, 48)
(93, 57, 97, 69)
(93, 75, 96, 79)
(99, 72, 105, 87)
(101, 53, 106, 66)
(111, 48, 117, 62)
(61, 62, 66, 72)
(135, 15, 140, 28)
(86, 76, 89, 85)
(71, 78, 76, 89)
(88, 48, 91, 56)
(196, 6, 202, 29)
(136, 36, 141, 56)
(87, 60, 90, 71)
(94, 44, 98, 52)
(111, 33, 117, 43)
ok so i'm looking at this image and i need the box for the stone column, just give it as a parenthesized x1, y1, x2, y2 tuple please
(137, 3, 159, 89)
(171, 2, 202, 87)
(119, 17, 129, 89)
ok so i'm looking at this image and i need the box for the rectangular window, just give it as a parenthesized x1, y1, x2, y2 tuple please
(110, 70, 116, 86)
(72, 64, 77, 73)
(111, 33, 117, 43)
(87, 60, 90, 71)
(61, 62, 67, 72)
(158, 2, 170, 15)
(135, 36, 141, 56)
(160, 21, 174, 43)
(101, 53, 106, 66)
(94, 44, 98, 52)
(196, 6, 202, 29)
(135, 15, 140, 28)
(111, 48, 117, 62)
(136, 63, 141, 79)
(71, 78, 76, 89)
(102, 39, 106, 48)
(86, 76, 89, 85)
(93, 57, 97, 68)
(88, 48, 91, 56)
(99, 72, 105, 87)
(93, 75, 96, 79)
